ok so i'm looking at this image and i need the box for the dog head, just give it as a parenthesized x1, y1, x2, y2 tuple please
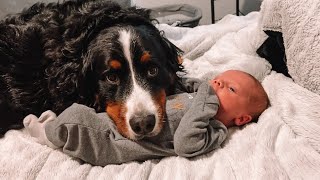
(86, 25, 179, 139)
(66, 2, 183, 140)
(82, 25, 182, 140)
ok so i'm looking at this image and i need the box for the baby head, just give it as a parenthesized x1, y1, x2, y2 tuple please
(210, 70, 269, 128)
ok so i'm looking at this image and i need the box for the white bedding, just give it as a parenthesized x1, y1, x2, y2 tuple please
(1, 9, 320, 180)
(260, 0, 320, 95)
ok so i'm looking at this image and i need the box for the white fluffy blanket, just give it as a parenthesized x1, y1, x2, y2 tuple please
(260, 0, 320, 95)
(1, 10, 320, 180)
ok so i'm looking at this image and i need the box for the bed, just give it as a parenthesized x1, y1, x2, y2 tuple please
(1, 0, 320, 179)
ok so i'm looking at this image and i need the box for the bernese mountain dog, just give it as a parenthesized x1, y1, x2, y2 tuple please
(0, 0, 184, 140)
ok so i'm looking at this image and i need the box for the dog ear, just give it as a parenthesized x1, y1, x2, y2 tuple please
(61, 1, 152, 60)
(61, 1, 121, 59)
(160, 36, 184, 72)
(157, 35, 185, 95)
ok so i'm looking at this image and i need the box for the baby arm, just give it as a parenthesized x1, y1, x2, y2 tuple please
(24, 103, 174, 166)
(173, 82, 228, 157)
(181, 77, 204, 93)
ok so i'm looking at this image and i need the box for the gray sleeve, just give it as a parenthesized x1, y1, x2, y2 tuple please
(173, 82, 228, 157)
(45, 103, 174, 166)
(181, 77, 204, 93)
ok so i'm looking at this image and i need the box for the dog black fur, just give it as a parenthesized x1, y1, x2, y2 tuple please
(0, 0, 183, 136)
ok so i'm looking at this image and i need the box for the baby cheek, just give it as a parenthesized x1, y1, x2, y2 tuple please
(216, 94, 233, 115)
(214, 105, 227, 123)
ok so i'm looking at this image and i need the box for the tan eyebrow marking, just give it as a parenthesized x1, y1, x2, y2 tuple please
(109, 60, 122, 69)
(140, 51, 151, 63)
(178, 56, 184, 64)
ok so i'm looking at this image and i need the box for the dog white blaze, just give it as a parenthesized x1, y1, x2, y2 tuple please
(118, 30, 158, 138)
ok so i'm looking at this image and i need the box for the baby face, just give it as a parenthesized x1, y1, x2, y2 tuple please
(210, 70, 257, 127)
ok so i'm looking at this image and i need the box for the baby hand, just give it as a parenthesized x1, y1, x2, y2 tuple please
(23, 110, 59, 149)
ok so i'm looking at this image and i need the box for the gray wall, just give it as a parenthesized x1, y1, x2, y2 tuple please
(215, 0, 262, 22)
(134, 0, 262, 24)
(0, 0, 56, 18)
(0, 0, 262, 24)
(133, 0, 211, 25)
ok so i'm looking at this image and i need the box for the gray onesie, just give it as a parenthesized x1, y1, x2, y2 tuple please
(40, 81, 227, 166)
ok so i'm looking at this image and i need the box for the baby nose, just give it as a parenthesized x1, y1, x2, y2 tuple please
(213, 79, 224, 88)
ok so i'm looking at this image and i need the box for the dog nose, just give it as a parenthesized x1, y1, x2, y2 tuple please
(129, 115, 156, 135)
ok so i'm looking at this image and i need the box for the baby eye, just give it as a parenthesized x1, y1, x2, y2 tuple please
(229, 87, 235, 92)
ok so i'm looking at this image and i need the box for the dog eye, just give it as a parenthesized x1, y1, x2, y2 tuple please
(147, 67, 158, 77)
(106, 74, 119, 84)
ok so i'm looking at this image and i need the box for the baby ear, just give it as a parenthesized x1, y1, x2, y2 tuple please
(234, 115, 252, 126)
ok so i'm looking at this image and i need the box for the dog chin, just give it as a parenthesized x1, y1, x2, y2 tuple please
(127, 126, 162, 140)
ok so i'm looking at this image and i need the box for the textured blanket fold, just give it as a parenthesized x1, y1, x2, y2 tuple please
(260, 0, 320, 95)
(1, 7, 320, 179)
